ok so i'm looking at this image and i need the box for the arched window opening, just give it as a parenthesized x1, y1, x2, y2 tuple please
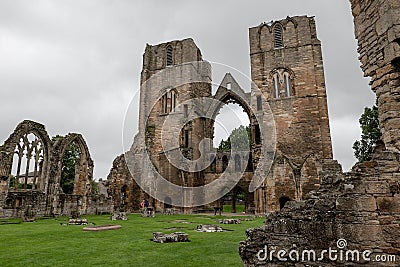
(11, 133, 44, 190)
(164, 196, 172, 209)
(166, 45, 173, 66)
(234, 154, 241, 172)
(222, 155, 229, 172)
(210, 155, 216, 172)
(272, 73, 280, 99)
(283, 72, 293, 97)
(273, 24, 284, 48)
(161, 90, 177, 114)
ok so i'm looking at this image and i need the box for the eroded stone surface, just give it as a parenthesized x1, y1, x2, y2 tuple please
(196, 224, 223, 232)
(239, 1, 400, 266)
(0, 120, 112, 219)
(219, 218, 240, 224)
(152, 232, 189, 243)
(83, 225, 121, 232)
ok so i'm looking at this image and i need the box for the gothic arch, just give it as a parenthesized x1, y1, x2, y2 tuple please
(0, 120, 51, 192)
(53, 133, 93, 196)
(213, 80, 253, 120)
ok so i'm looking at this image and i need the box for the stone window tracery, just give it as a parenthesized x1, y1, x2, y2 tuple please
(271, 69, 294, 99)
(161, 90, 177, 114)
(11, 133, 44, 190)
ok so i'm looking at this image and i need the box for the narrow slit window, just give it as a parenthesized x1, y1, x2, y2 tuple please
(173, 91, 177, 109)
(254, 124, 261, 145)
(256, 95, 262, 111)
(272, 74, 280, 99)
(273, 25, 283, 48)
(234, 154, 241, 172)
(161, 95, 165, 113)
(166, 45, 173, 66)
(184, 104, 188, 117)
(283, 72, 293, 97)
(184, 130, 189, 148)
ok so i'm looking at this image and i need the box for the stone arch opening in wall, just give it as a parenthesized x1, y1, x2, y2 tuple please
(163, 196, 172, 209)
(273, 23, 284, 48)
(56, 134, 93, 197)
(279, 196, 291, 210)
(212, 85, 261, 214)
(227, 185, 255, 214)
(212, 90, 261, 162)
(0, 120, 51, 193)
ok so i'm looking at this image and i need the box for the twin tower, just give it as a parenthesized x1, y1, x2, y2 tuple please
(126, 15, 336, 214)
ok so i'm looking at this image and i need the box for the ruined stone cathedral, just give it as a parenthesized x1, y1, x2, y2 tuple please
(107, 15, 340, 214)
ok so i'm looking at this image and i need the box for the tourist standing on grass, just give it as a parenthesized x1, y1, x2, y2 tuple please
(140, 200, 145, 212)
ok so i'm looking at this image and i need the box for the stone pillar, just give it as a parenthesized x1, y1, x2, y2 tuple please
(231, 190, 236, 213)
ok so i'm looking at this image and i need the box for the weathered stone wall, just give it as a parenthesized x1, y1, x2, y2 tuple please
(240, 146, 400, 266)
(106, 154, 142, 212)
(0, 120, 107, 218)
(129, 38, 212, 212)
(350, 0, 400, 153)
(240, 3, 400, 266)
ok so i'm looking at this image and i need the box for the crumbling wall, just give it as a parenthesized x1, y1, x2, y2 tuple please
(240, 146, 400, 266)
(239, 2, 400, 266)
(106, 154, 142, 212)
(350, 0, 400, 152)
(0, 120, 108, 218)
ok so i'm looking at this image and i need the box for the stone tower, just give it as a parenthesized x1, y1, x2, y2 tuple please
(134, 38, 212, 211)
(249, 16, 334, 212)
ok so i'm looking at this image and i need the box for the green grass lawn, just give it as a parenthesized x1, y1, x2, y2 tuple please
(0, 213, 263, 267)
(223, 204, 245, 213)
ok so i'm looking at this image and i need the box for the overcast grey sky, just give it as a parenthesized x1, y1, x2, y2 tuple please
(0, 0, 375, 179)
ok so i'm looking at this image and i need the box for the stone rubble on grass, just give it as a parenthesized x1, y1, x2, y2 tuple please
(218, 218, 240, 224)
(152, 232, 189, 243)
(196, 224, 223, 232)
(68, 218, 88, 225)
(110, 212, 127, 221)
